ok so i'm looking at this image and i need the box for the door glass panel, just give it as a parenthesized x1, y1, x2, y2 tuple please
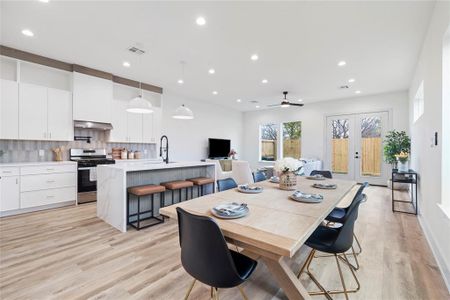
(331, 119, 349, 174)
(360, 116, 382, 176)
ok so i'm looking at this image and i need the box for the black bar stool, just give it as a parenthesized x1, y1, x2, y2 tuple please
(127, 184, 165, 230)
(187, 177, 215, 197)
(161, 180, 194, 204)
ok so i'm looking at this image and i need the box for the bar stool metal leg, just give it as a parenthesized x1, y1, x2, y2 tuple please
(137, 195, 141, 230)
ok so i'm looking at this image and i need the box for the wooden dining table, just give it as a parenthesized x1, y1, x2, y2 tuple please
(159, 176, 356, 300)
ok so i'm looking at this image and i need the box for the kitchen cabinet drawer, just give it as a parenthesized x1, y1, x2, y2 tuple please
(0, 167, 20, 177)
(20, 187, 76, 209)
(21, 173, 76, 192)
(21, 164, 76, 176)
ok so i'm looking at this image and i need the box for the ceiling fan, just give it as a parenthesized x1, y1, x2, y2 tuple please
(267, 91, 304, 108)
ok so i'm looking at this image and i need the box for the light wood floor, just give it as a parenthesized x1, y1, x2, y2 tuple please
(0, 186, 448, 300)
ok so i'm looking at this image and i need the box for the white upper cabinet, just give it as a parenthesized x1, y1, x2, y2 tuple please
(0, 79, 19, 139)
(110, 98, 128, 142)
(19, 83, 48, 140)
(47, 88, 73, 141)
(19, 83, 73, 141)
(142, 112, 154, 143)
(73, 72, 112, 123)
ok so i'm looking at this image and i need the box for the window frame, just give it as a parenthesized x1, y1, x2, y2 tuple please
(258, 121, 302, 162)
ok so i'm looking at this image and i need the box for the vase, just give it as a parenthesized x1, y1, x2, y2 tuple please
(279, 171, 297, 190)
(398, 160, 409, 172)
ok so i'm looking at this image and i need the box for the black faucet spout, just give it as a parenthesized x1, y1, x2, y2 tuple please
(160, 135, 169, 164)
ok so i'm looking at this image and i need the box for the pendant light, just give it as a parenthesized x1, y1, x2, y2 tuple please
(172, 61, 195, 119)
(127, 81, 153, 114)
(173, 104, 194, 119)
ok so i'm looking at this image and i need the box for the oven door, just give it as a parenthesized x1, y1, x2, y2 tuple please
(77, 167, 97, 193)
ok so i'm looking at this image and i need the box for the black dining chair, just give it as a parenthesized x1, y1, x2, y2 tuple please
(297, 192, 365, 300)
(310, 170, 333, 179)
(217, 178, 238, 192)
(177, 207, 257, 300)
(322, 182, 369, 270)
(252, 170, 267, 183)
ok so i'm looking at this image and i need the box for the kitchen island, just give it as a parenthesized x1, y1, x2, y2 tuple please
(96, 161, 215, 232)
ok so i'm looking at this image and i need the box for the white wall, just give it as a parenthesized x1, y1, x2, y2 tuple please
(241, 91, 409, 169)
(408, 1, 450, 291)
(161, 90, 243, 162)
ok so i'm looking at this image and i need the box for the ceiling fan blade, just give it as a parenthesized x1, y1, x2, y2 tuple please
(288, 102, 304, 107)
(267, 103, 281, 107)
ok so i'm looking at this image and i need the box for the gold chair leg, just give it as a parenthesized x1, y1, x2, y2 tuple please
(215, 288, 219, 300)
(335, 254, 349, 300)
(210, 287, 214, 299)
(184, 279, 196, 300)
(298, 250, 361, 298)
(238, 286, 249, 300)
(353, 233, 362, 255)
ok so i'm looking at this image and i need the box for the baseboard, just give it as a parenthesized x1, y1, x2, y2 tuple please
(418, 215, 450, 292)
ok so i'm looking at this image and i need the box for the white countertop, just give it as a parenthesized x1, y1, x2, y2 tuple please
(0, 161, 77, 167)
(98, 161, 215, 172)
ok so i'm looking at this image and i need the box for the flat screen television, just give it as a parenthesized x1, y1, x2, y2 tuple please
(208, 138, 231, 158)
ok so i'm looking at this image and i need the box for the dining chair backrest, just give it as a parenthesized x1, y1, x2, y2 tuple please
(330, 194, 365, 253)
(232, 160, 255, 185)
(345, 182, 369, 214)
(176, 207, 244, 288)
(310, 170, 333, 179)
(253, 170, 267, 183)
(217, 178, 238, 192)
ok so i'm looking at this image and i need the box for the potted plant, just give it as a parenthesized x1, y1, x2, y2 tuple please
(395, 151, 409, 172)
(228, 149, 237, 160)
(383, 130, 411, 189)
(383, 130, 411, 169)
(274, 157, 303, 190)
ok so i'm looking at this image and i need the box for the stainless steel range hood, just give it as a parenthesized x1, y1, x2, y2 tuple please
(74, 120, 113, 131)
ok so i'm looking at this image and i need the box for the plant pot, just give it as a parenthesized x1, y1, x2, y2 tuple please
(279, 171, 297, 190)
(398, 161, 409, 172)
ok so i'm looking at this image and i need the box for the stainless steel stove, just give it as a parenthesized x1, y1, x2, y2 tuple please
(70, 149, 115, 203)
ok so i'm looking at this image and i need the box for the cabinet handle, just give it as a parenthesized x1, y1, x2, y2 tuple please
(49, 132, 52, 139)
(46, 180, 55, 183)
(46, 195, 55, 198)
(16, 178, 18, 184)
(46, 168, 54, 171)
(2, 171, 12, 174)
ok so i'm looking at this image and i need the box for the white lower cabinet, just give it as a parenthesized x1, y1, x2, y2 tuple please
(0, 174, 20, 212)
(21, 187, 76, 209)
(0, 163, 77, 216)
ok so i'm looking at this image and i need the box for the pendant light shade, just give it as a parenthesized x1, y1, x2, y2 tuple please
(126, 95, 153, 114)
(172, 104, 194, 119)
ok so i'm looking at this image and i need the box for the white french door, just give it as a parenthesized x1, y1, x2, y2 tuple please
(325, 111, 390, 185)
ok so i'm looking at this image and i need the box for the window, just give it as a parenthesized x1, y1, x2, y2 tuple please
(259, 123, 278, 161)
(282, 121, 302, 159)
(413, 80, 424, 122)
(331, 119, 349, 174)
(259, 121, 302, 161)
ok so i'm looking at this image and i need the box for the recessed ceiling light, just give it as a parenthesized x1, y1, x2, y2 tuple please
(236, 99, 242, 103)
(212, 91, 218, 95)
(261, 79, 268, 84)
(208, 68, 215, 74)
(337, 61, 346, 67)
(196, 17, 206, 26)
(21, 29, 34, 37)
(298, 99, 303, 102)
(348, 78, 355, 83)
(355, 90, 361, 94)
(250, 54, 259, 61)
(255, 105, 260, 108)
(122, 61, 130, 67)
(38, 0, 49, 2)
(177, 79, 184, 84)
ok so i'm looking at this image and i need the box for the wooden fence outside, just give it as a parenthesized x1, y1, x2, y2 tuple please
(332, 137, 382, 176)
(261, 139, 302, 160)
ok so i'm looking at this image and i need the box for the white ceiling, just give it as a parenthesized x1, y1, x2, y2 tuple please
(0, 1, 435, 111)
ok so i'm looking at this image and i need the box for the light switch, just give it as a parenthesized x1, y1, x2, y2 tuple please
(38, 149, 45, 157)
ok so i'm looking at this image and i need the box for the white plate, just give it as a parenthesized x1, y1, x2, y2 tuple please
(269, 176, 280, 183)
(312, 183, 337, 189)
(211, 203, 249, 219)
(290, 191, 323, 203)
(237, 185, 263, 194)
(306, 175, 326, 180)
